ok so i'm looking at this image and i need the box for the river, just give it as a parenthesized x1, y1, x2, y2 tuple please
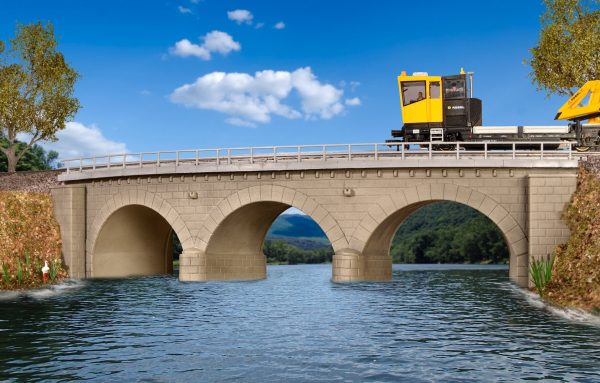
(1, 264, 599, 382)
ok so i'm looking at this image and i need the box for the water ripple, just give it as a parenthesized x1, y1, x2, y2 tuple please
(1, 264, 600, 382)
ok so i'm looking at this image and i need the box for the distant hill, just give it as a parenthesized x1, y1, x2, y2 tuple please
(267, 214, 328, 239)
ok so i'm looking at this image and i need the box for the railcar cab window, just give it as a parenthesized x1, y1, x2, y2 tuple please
(444, 79, 466, 99)
(402, 81, 426, 106)
(430, 81, 441, 99)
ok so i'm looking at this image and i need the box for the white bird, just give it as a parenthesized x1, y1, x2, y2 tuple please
(42, 261, 49, 274)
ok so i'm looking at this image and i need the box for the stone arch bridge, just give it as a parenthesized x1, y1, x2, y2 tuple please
(51, 143, 580, 287)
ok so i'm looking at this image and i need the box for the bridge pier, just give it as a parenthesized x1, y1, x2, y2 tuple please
(179, 249, 266, 282)
(332, 250, 392, 282)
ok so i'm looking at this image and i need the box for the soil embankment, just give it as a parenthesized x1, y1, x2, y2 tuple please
(0, 171, 66, 289)
(545, 157, 600, 312)
(0, 170, 62, 192)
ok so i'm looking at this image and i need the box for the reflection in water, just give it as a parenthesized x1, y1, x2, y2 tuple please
(1, 264, 600, 382)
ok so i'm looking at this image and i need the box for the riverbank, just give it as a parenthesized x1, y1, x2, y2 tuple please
(0, 190, 67, 290)
(544, 159, 600, 312)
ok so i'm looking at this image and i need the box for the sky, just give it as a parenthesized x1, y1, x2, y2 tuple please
(0, 0, 572, 160)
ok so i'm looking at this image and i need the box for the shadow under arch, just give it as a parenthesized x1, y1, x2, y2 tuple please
(92, 204, 177, 277)
(354, 184, 528, 286)
(196, 186, 348, 281)
(88, 190, 193, 278)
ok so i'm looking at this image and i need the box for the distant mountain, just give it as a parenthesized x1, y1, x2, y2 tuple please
(267, 214, 327, 239)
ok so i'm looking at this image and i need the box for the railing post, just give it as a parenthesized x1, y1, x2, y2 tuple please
(297, 146, 300, 162)
(568, 142, 572, 160)
(79, 159, 83, 172)
(251, 147, 254, 164)
(540, 142, 544, 160)
(375, 144, 379, 160)
(401, 143, 405, 160)
(512, 143, 516, 159)
(428, 143, 432, 160)
(139, 153, 142, 168)
(228, 148, 232, 165)
(348, 144, 351, 160)
(273, 147, 277, 163)
(456, 142, 459, 160)
(157, 152, 160, 167)
(216, 149, 220, 166)
(123, 154, 126, 169)
(93, 157, 97, 171)
(176, 151, 179, 166)
(108, 156, 111, 169)
(484, 143, 488, 160)
(196, 150, 199, 166)
(323, 145, 326, 161)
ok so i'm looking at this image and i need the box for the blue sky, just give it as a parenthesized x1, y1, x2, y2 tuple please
(1, 0, 570, 159)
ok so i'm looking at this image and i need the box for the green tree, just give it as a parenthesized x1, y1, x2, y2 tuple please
(0, 136, 59, 171)
(528, 0, 600, 96)
(0, 22, 79, 172)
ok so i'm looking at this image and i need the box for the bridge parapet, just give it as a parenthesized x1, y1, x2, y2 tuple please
(58, 141, 582, 182)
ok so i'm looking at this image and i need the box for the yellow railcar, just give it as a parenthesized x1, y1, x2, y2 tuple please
(393, 69, 482, 142)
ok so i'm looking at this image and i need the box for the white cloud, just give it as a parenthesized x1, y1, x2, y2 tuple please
(291, 67, 343, 119)
(345, 97, 361, 106)
(227, 9, 253, 24)
(274, 21, 285, 30)
(17, 122, 128, 159)
(283, 207, 305, 215)
(170, 67, 348, 127)
(169, 31, 240, 60)
(178, 5, 192, 14)
(226, 117, 257, 128)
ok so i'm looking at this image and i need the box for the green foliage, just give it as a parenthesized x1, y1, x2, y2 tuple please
(49, 260, 60, 282)
(0, 137, 60, 171)
(0, 21, 79, 172)
(528, 0, 600, 96)
(263, 240, 333, 265)
(530, 255, 555, 297)
(171, 231, 183, 260)
(390, 202, 509, 264)
(1, 263, 10, 285)
(15, 259, 22, 285)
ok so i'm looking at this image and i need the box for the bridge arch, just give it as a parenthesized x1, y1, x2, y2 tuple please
(88, 190, 193, 278)
(349, 183, 528, 286)
(191, 185, 348, 280)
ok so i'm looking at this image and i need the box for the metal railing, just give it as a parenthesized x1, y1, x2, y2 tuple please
(60, 141, 580, 174)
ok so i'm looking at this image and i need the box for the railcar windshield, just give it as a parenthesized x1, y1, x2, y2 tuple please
(402, 81, 426, 106)
(444, 79, 466, 99)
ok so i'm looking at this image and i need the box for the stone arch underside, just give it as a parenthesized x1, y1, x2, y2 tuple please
(349, 183, 529, 287)
(88, 190, 193, 278)
(178, 185, 348, 281)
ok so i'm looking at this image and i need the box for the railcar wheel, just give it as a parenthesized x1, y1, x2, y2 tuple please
(575, 146, 591, 152)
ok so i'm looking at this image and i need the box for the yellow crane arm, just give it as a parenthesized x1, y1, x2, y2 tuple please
(555, 80, 600, 123)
